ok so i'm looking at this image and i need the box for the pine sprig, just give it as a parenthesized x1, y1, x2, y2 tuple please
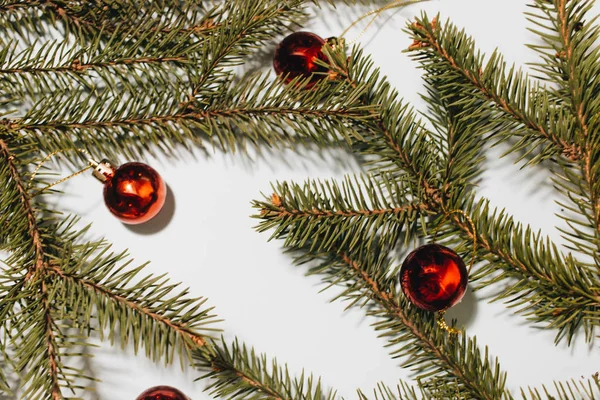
(254, 174, 427, 252)
(0, 0, 215, 40)
(406, 15, 583, 165)
(183, 0, 310, 107)
(252, 216, 509, 400)
(420, 63, 490, 188)
(458, 197, 600, 344)
(49, 242, 219, 366)
(12, 70, 373, 160)
(357, 382, 428, 400)
(527, 0, 600, 132)
(526, 0, 600, 269)
(323, 29, 600, 344)
(195, 339, 336, 400)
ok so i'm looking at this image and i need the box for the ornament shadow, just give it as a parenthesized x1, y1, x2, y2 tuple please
(445, 286, 478, 329)
(125, 184, 176, 235)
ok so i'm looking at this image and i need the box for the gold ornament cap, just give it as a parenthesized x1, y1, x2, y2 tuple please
(92, 159, 116, 183)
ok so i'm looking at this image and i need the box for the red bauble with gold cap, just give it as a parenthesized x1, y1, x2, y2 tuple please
(400, 244, 468, 312)
(94, 160, 167, 224)
(273, 31, 329, 88)
(136, 386, 188, 400)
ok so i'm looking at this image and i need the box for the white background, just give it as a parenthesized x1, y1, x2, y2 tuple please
(38, 0, 600, 398)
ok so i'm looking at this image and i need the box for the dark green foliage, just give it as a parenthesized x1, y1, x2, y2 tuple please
(195, 339, 336, 400)
(0, 0, 599, 398)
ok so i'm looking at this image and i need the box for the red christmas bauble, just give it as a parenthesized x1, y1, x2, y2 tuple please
(400, 244, 468, 312)
(103, 162, 167, 224)
(136, 386, 188, 400)
(273, 31, 329, 88)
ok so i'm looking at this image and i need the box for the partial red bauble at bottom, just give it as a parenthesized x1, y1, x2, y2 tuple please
(136, 386, 189, 400)
(400, 244, 468, 312)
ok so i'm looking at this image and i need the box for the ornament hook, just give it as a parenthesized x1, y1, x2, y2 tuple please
(28, 148, 100, 197)
(436, 310, 461, 335)
(340, 0, 428, 45)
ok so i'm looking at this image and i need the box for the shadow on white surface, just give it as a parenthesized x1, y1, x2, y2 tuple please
(125, 184, 177, 235)
(446, 287, 478, 329)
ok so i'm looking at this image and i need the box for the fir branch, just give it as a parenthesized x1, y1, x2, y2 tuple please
(0, 23, 204, 100)
(254, 174, 428, 252)
(327, 43, 600, 343)
(41, 280, 62, 400)
(0, 139, 44, 276)
(253, 216, 508, 399)
(420, 68, 490, 188)
(459, 197, 600, 343)
(526, 0, 600, 136)
(357, 382, 427, 400)
(12, 284, 65, 400)
(527, 0, 600, 268)
(47, 238, 219, 365)
(324, 47, 444, 202)
(183, 0, 309, 108)
(14, 71, 373, 159)
(0, 0, 216, 39)
(406, 15, 583, 164)
(195, 339, 335, 400)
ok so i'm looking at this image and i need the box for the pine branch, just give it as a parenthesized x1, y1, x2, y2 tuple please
(357, 382, 428, 400)
(0, 139, 45, 276)
(452, 197, 600, 343)
(406, 15, 583, 164)
(527, 0, 600, 268)
(182, 0, 309, 110)
(11, 280, 65, 400)
(195, 338, 336, 400)
(253, 174, 428, 252)
(326, 42, 600, 343)
(12, 71, 373, 159)
(0, 0, 216, 39)
(47, 235, 219, 365)
(420, 64, 490, 188)
(0, 22, 205, 104)
(252, 210, 508, 399)
(526, 0, 600, 134)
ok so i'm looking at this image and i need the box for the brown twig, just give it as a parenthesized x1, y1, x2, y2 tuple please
(13, 106, 363, 132)
(0, 139, 44, 277)
(0, 56, 189, 75)
(264, 201, 427, 219)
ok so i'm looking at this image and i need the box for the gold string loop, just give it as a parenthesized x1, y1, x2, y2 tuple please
(29, 148, 99, 197)
(340, 0, 428, 45)
(436, 310, 461, 335)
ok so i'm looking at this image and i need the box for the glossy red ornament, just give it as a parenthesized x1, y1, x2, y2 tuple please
(95, 160, 167, 224)
(136, 386, 189, 400)
(273, 31, 329, 88)
(400, 244, 468, 312)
